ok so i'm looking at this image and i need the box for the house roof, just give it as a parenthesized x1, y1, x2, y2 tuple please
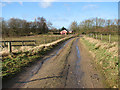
(61, 30, 68, 32)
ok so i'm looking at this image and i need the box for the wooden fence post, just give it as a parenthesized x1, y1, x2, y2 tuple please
(101, 34, 102, 40)
(8, 41, 12, 53)
(96, 34, 97, 39)
(35, 41, 36, 45)
(4, 41, 6, 47)
(22, 41, 24, 46)
(109, 34, 111, 43)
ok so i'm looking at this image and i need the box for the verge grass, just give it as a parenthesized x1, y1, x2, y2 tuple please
(81, 37, 118, 88)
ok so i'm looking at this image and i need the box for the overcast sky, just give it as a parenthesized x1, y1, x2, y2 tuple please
(1, 1, 118, 29)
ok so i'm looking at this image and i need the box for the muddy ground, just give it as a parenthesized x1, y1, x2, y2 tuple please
(2, 37, 105, 88)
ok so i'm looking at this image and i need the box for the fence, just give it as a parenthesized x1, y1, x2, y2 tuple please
(88, 34, 118, 43)
(1, 40, 36, 53)
(1, 35, 67, 53)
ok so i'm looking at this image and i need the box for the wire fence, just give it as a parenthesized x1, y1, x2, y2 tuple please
(87, 34, 118, 43)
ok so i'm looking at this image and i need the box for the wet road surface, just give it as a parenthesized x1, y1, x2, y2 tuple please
(65, 38, 84, 88)
(3, 37, 104, 88)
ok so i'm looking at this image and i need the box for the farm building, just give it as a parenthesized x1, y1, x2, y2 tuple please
(60, 30, 68, 35)
(69, 31, 73, 34)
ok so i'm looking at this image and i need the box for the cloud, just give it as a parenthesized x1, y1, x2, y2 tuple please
(2, 0, 12, 2)
(39, 2, 51, 8)
(82, 4, 98, 10)
(2, 3, 6, 7)
(39, 0, 57, 8)
(18, 2, 23, 6)
(1, 2, 23, 7)
(1, 0, 119, 2)
(1, 2, 12, 7)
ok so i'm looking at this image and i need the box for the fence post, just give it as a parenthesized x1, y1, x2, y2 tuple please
(22, 41, 24, 46)
(109, 34, 111, 43)
(96, 34, 97, 39)
(8, 41, 12, 53)
(4, 41, 6, 47)
(101, 34, 102, 40)
(35, 41, 36, 45)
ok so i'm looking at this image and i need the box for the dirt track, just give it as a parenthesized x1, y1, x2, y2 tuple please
(3, 37, 105, 88)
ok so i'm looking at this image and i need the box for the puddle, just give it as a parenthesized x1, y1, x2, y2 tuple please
(74, 38, 84, 87)
(76, 46, 80, 60)
(75, 45, 80, 70)
(75, 38, 81, 70)
(75, 38, 81, 62)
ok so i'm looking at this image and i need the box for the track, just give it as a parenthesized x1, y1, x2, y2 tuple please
(3, 37, 104, 88)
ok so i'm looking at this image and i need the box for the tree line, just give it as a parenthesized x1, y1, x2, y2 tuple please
(1, 17, 53, 37)
(1, 17, 118, 37)
(70, 17, 118, 35)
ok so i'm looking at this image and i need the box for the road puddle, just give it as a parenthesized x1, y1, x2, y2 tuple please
(76, 46, 80, 60)
(75, 38, 81, 70)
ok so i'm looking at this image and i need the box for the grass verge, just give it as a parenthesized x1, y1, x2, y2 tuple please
(80, 37, 118, 88)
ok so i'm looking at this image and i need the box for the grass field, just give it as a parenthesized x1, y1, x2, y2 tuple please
(2, 35, 67, 46)
(88, 34, 118, 43)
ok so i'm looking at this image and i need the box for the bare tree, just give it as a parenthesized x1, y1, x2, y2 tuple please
(70, 21, 78, 33)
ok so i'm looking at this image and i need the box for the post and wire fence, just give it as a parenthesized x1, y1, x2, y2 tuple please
(88, 34, 118, 43)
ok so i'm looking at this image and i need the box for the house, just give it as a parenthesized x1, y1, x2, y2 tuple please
(60, 30, 68, 35)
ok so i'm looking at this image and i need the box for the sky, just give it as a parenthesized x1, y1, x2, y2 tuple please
(1, 2, 118, 29)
